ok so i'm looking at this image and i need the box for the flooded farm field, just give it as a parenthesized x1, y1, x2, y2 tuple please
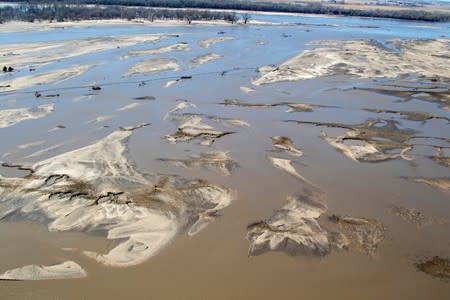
(0, 13, 449, 299)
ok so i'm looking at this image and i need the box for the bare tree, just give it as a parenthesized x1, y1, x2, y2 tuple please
(242, 13, 251, 24)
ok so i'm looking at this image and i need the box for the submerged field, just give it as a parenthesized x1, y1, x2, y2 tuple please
(0, 14, 449, 299)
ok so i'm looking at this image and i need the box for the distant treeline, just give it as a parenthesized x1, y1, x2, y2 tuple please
(3, 0, 450, 22)
(0, 2, 239, 23)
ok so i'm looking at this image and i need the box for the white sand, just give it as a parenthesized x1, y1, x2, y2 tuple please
(268, 156, 313, 186)
(320, 131, 412, 162)
(411, 178, 450, 191)
(25, 144, 64, 159)
(124, 43, 190, 59)
(117, 103, 141, 112)
(0, 65, 94, 91)
(212, 118, 249, 128)
(191, 53, 223, 65)
(254, 39, 450, 85)
(199, 36, 234, 48)
(0, 261, 86, 281)
(0, 34, 166, 70)
(125, 58, 180, 76)
(247, 193, 340, 256)
(165, 114, 231, 144)
(87, 115, 115, 124)
(0, 128, 233, 267)
(163, 101, 196, 120)
(240, 86, 255, 93)
(17, 140, 46, 150)
(0, 104, 54, 129)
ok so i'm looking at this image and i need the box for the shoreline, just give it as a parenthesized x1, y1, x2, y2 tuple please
(1, 12, 448, 34)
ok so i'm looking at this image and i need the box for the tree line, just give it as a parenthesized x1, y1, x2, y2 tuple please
(0, 2, 240, 23)
(3, 0, 450, 22)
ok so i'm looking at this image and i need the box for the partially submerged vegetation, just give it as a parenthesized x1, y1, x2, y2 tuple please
(416, 257, 450, 280)
(390, 205, 430, 227)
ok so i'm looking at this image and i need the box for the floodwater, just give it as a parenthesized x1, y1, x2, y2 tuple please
(0, 13, 449, 299)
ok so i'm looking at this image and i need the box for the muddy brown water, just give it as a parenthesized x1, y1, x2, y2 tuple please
(0, 18, 449, 299)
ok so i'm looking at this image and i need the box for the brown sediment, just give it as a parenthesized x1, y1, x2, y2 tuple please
(271, 136, 303, 157)
(328, 214, 386, 255)
(220, 99, 336, 112)
(288, 119, 415, 162)
(405, 177, 450, 191)
(158, 151, 239, 176)
(358, 84, 450, 112)
(390, 205, 430, 227)
(416, 257, 450, 280)
(431, 147, 450, 168)
(220, 98, 288, 109)
(364, 108, 450, 122)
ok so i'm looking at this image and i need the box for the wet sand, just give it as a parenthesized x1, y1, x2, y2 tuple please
(0, 15, 449, 299)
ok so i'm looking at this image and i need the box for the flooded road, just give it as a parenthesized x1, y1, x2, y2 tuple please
(0, 14, 449, 299)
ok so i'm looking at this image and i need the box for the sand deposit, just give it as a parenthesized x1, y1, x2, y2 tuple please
(199, 36, 234, 48)
(0, 261, 86, 281)
(0, 104, 54, 129)
(254, 39, 450, 85)
(125, 58, 180, 76)
(0, 127, 234, 267)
